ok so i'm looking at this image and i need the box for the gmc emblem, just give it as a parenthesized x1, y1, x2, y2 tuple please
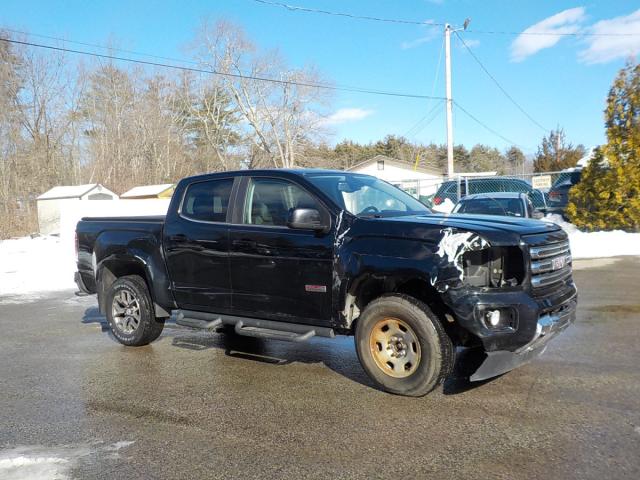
(305, 285, 327, 293)
(552, 256, 566, 270)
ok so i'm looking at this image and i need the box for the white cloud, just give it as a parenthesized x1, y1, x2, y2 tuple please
(459, 38, 480, 49)
(511, 7, 586, 62)
(401, 19, 439, 49)
(323, 108, 374, 125)
(579, 9, 640, 64)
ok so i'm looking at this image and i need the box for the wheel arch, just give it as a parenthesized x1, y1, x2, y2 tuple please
(96, 254, 169, 318)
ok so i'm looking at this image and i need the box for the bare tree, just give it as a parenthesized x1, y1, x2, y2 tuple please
(189, 20, 330, 168)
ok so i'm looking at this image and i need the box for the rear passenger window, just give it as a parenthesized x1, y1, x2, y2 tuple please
(181, 178, 234, 222)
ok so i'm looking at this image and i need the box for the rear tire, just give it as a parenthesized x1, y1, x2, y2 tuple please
(355, 294, 453, 397)
(106, 275, 164, 346)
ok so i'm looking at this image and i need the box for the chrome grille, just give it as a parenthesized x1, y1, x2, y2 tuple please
(529, 239, 573, 290)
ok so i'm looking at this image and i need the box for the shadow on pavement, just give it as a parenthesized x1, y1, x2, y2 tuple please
(82, 307, 495, 396)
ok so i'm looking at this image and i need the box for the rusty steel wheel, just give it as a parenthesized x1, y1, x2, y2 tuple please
(355, 294, 453, 396)
(368, 317, 422, 378)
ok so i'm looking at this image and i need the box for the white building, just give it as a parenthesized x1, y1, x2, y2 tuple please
(348, 155, 444, 198)
(36, 184, 118, 235)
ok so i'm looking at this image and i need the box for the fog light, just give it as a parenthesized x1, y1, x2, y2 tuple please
(486, 310, 501, 327)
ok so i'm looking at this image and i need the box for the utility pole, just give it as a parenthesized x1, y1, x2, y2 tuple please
(444, 24, 454, 177)
(444, 19, 470, 177)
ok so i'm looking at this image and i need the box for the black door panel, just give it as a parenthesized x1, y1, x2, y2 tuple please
(229, 177, 334, 324)
(163, 178, 235, 312)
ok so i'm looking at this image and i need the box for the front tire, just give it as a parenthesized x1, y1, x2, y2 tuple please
(106, 275, 164, 346)
(355, 294, 453, 397)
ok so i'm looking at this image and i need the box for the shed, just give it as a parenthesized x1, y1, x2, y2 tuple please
(120, 184, 175, 200)
(348, 155, 444, 197)
(36, 184, 118, 235)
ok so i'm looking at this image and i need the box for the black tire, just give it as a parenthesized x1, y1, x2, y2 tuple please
(105, 275, 164, 346)
(355, 294, 454, 397)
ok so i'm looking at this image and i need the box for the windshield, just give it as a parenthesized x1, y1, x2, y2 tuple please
(306, 173, 431, 217)
(454, 197, 525, 217)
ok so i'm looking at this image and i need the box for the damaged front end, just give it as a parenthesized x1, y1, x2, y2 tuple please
(432, 227, 577, 381)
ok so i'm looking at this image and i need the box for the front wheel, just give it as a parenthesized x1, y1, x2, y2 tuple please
(106, 275, 164, 346)
(355, 294, 453, 396)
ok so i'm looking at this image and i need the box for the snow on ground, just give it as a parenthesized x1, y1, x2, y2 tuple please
(0, 235, 76, 298)
(0, 199, 170, 301)
(544, 214, 640, 259)
(0, 442, 133, 480)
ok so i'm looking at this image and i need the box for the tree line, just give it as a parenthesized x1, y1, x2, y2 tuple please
(0, 21, 586, 238)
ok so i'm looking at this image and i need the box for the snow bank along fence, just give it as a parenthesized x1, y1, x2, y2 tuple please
(393, 171, 576, 212)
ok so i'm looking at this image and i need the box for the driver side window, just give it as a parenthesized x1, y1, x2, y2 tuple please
(243, 178, 321, 227)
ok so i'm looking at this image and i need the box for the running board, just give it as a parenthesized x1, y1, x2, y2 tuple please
(172, 309, 335, 342)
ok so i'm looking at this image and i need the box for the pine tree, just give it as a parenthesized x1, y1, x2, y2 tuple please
(533, 128, 586, 172)
(567, 62, 640, 232)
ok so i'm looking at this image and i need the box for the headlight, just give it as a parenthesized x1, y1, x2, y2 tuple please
(462, 246, 525, 288)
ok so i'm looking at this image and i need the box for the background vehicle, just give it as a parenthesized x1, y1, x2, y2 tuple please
(75, 169, 576, 397)
(453, 192, 545, 219)
(433, 177, 547, 211)
(547, 169, 582, 216)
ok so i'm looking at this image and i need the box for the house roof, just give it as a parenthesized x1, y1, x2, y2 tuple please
(37, 184, 108, 200)
(120, 184, 175, 198)
(348, 155, 443, 176)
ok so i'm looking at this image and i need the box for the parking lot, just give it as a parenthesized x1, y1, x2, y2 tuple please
(1, 257, 639, 480)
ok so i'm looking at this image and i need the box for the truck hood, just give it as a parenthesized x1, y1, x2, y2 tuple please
(359, 213, 562, 246)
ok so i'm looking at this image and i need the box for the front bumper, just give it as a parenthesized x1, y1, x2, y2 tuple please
(470, 296, 576, 381)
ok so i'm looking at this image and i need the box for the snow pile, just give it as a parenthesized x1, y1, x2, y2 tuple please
(432, 198, 455, 213)
(544, 214, 640, 259)
(0, 442, 133, 480)
(0, 235, 76, 297)
(0, 199, 170, 299)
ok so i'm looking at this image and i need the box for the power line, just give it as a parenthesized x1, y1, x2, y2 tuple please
(251, 0, 445, 27)
(2, 27, 202, 67)
(454, 31, 550, 133)
(453, 101, 525, 148)
(0, 37, 447, 101)
(404, 100, 443, 138)
(249, 0, 640, 37)
(403, 37, 445, 138)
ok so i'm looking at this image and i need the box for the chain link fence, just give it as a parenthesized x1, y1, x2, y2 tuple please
(392, 170, 581, 213)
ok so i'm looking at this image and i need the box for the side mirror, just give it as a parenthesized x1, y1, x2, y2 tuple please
(532, 210, 545, 220)
(287, 208, 327, 232)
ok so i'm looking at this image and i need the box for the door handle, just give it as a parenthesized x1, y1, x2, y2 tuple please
(169, 234, 187, 242)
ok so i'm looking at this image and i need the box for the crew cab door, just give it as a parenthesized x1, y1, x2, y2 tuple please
(163, 177, 236, 312)
(229, 176, 334, 324)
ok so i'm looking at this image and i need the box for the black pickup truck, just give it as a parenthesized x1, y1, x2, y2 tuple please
(75, 169, 577, 396)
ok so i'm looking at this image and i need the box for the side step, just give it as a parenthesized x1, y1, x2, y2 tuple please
(174, 311, 223, 330)
(172, 309, 335, 343)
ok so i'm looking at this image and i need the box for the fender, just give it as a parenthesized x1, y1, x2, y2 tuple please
(94, 230, 175, 317)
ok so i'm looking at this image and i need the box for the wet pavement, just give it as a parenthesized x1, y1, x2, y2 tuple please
(1, 257, 639, 479)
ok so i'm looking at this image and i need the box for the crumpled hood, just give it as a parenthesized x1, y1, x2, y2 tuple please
(360, 213, 562, 245)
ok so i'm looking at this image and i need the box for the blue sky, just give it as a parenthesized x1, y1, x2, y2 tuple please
(2, 0, 639, 154)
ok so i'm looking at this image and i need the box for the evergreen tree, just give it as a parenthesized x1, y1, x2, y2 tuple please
(533, 128, 585, 172)
(567, 62, 640, 231)
(505, 146, 526, 174)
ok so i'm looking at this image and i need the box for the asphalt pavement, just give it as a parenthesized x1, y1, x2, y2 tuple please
(0, 257, 639, 479)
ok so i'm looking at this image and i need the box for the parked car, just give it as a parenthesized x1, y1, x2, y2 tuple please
(452, 192, 545, 219)
(433, 177, 546, 211)
(75, 169, 576, 397)
(547, 169, 582, 215)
